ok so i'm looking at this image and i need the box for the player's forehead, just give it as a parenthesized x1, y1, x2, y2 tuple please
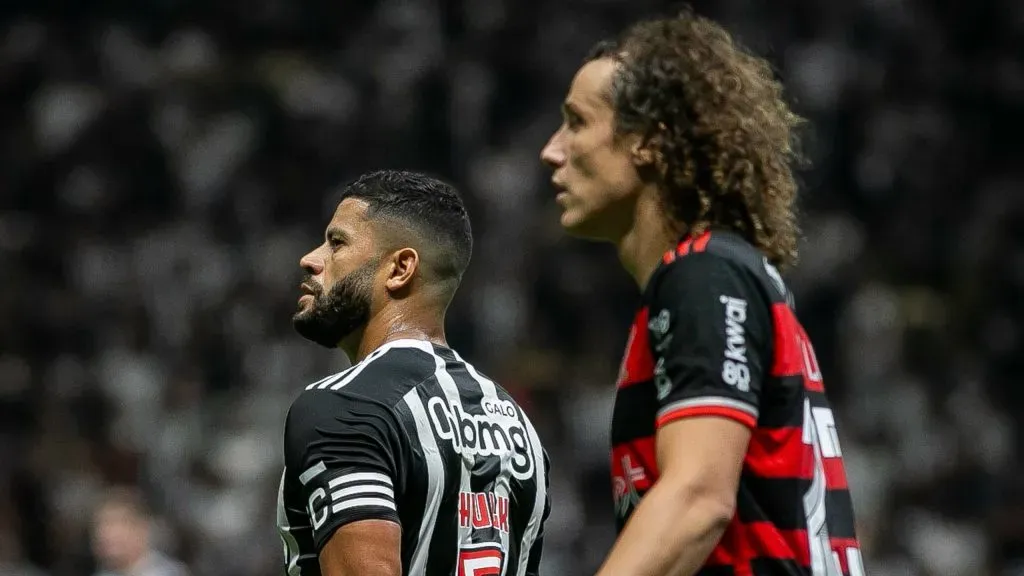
(326, 198, 375, 241)
(564, 58, 618, 116)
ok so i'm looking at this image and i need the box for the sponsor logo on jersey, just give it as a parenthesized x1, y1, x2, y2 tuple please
(720, 295, 751, 392)
(611, 453, 647, 520)
(427, 397, 535, 480)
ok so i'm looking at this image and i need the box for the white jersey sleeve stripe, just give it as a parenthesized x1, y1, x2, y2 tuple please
(331, 484, 395, 500)
(328, 471, 393, 488)
(331, 497, 397, 513)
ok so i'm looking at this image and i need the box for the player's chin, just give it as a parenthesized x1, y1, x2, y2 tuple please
(559, 208, 610, 240)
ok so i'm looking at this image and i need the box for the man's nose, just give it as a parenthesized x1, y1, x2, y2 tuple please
(299, 251, 324, 275)
(540, 132, 566, 168)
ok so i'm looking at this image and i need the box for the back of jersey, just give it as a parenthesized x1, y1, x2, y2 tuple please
(278, 339, 550, 576)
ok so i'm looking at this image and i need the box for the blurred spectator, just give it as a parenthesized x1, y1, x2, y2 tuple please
(91, 488, 189, 576)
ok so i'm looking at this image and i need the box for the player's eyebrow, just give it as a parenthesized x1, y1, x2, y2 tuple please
(325, 226, 350, 243)
(561, 101, 583, 118)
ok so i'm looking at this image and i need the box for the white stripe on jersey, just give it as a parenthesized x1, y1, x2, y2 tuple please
(516, 411, 547, 576)
(658, 395, 759, 420)
(298, 461, 326, 486)
(328, 471, 393, 488)
(331, 497, 397, 513)
(304, 366, 353, 391)
(331, 484, 394, 499)
(452, 350, 514, 576)
(277, 470, 308, 576)
(403, 387, 446, 576)
(419, 345, 477, 566)
(306, 339, 425, 391)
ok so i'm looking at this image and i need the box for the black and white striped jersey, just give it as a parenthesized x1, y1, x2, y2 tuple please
(276, 339, 551, 576)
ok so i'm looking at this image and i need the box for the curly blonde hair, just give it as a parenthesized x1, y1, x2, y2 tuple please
(590, 8, 806, 269)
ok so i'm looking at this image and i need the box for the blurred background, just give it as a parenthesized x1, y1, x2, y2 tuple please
(1, 0, 1023, 575)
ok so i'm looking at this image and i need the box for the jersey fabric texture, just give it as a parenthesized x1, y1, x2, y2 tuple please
(277, 339, 550, 576)
(611, 231, 864, 576)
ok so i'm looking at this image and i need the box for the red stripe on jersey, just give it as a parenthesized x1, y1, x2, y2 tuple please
(692, 231, 712, 252)
(707, 522, 811, 569)
(770, 304, 824, 392)
(617, 308, 654, 388)
(743, 523, 811, 566)
(823, 456, 849, 490)
(657, 405, 757, 429)
(611, 436, 660, 486)
(831, 537, 860, 574)
(745, 426, 811, 479)
(769, 303, 802, 377)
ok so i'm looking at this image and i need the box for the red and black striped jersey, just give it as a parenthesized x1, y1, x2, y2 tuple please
(610, 230, 865, 576)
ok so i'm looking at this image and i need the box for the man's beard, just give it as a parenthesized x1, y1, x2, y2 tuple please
(293, 260, 376, 349)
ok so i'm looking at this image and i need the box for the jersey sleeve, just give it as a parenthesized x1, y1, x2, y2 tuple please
(283, 387, 405, 551)
(646, 252, 772, 430)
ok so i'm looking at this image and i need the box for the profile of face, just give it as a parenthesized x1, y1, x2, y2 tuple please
(92, 502, 149, 571)
(540, 58, 647, 241)
(294, 198, 381, 349)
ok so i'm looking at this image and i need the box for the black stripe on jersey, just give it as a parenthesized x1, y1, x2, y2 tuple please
(695, 566, 736, 576)
(739, 475, 857, 538)
(757, 375, 805, 428)
(610, 382, 658, 444)
(749, 557, 805, 575)
(824, 489, 858, 540)
(737, 475, 810, 528)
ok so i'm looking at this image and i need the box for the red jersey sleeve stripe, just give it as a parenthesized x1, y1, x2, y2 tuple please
(657, 396, 758, 429)
(692, 231, 712, 252)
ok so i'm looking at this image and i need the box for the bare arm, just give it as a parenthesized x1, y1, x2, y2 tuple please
(319, 519, 402, 576)
(594, 416, 749, 576)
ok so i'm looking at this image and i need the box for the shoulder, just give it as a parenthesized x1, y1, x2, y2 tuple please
(649, 231, 788, 306)
(286, 340, 443, 439)
(298, 339, 440, 405)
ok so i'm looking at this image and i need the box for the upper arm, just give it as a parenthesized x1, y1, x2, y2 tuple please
(319, 519, 402, 576)
(284, 389, 405, 562)
(647, 254, 769, 496)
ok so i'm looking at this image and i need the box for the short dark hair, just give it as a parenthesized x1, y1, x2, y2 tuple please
(588, 7, 805, 269)
(340, 170, 473, 291)
(96, 486, 150, 520)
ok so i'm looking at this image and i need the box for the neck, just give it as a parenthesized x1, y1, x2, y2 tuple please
(342, 305, 447, 362)
(615, 189, 680, 290)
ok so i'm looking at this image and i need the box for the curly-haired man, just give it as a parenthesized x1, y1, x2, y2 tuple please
(541, 9, 864, 576)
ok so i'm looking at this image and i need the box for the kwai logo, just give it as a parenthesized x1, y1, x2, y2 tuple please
(720, 295, 750, 392)
(427, 397, 535, 480)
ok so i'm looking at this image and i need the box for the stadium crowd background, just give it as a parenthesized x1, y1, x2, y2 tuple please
(2, 0, 1023, 574)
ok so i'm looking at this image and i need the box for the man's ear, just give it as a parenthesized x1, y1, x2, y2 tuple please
(630, 123, 668, 167)
(384, 247, 419, 294)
